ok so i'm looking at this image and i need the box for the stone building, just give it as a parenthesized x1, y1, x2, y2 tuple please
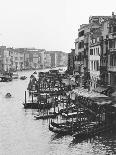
(0, 46, 11, 72)
(89, 28, 101, 90)
(67, 49, 75, 75)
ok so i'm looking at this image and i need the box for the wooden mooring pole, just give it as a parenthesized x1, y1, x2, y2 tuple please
(25, 91, 27, 105)
(32, 92, 33, 103)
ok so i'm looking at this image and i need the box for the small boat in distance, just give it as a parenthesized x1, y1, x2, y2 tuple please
(20, 76, 27, 80)
(33, 71, 37, 74)
(5, 93, 12, 98)
(12, 72, 19, 79)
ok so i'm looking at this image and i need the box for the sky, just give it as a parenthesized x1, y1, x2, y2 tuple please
(0, 0, 116, 53)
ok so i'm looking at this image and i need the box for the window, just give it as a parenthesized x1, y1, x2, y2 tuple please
(91, 61, 93, 70)
(98, 48, 99, 55)
(79, 30, 84, 37)
(90, 49, 93, 55)
(78, 41, 84, 49)
(96, 61, 99, 71)
(20, 57, 23, 60)
(94, 48, 95, 55)
(97, 37, 100, 42)
(93, 39, 95, 43)
(94, 61, 96, 70)
(113, 26, 116, 33)
(96, 48, 97, 55)
(15, 57, 18, 60)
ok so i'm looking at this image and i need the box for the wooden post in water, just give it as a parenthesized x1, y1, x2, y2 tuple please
(54, 97, 55, 113)
(32, 92, 33, 103)
(25, 91, 27, 105)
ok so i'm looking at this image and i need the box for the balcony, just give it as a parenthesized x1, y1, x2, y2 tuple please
(108, 66, 116, 72)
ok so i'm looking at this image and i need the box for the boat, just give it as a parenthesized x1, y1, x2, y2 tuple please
(23, 101, 52, 109)
(49, 122, 79, 135)
(73, 121, 116, 141)
(33, 71, 37, 74)
(20, 76, 27, 80)
(34, 112, 58, 120)
(51, 120, 75, 128)
(49, 119, 88, 135)
(5, 93, 12, 98)
(12, 72, 19, 79)
(0, 75, 12, 82)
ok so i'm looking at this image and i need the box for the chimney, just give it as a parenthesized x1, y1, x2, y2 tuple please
(112, 12, 115, 18)
(112, 12, 114, 16)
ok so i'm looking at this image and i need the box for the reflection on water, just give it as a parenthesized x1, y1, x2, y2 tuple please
(0, 70, 116, 155)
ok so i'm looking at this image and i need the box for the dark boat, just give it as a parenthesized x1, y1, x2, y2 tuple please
(0, 75, 12, 82)
(49, 122, 78, 135)
(20, 76, 27, 80)
(5, 93, 12, 98)
(33, 71, 37, 74)
(23, 101, 52, 109)
(73, 121, 116, 141)
(49, 118, 89, 135)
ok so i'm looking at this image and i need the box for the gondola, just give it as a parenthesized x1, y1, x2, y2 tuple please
(23, 101, 52, 109)
(34, 112, 58, 120)
(49, 122, 78, 135)
(49, 118, 89, 135)
(73, 121, 115, 140)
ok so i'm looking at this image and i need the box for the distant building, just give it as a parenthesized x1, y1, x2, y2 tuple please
(44, 51, 51, 68)
(0, 46, 10, 72)
(45, 51, 68, 69)
(55, 51, 68, 67)
(67, 49, 75, 74)
(24, 48, 45, 70)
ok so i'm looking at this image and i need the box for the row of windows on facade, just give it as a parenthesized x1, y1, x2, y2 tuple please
(78, 37, 100, 50)
(109, 39, 116, 48)
(110, 54, 116, 66)
(94, 56, 116, 67)
(90, 60, 99, 71)
(90, 82, 98, 89)
(90, 37, 100, 44)
(90, 47, 100, 55)
(100, 59, 107, 66)
(11, 56, 41, 61)
(78, 36, 116, 50)
(109, 26, 116, 33)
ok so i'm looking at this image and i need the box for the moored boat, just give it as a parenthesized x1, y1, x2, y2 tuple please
(20, 76, 27, 80)
(34, 112, 58, 120)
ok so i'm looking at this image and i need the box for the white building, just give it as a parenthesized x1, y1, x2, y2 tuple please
(89, 37, 101, 90)
(3, 49, 11, 72)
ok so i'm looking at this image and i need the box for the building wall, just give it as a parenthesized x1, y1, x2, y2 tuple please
(3, 49, 10, 71)
(44, 52, 51, 68)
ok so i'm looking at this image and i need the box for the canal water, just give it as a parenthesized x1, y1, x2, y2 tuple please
(0, 70, 116, 155)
